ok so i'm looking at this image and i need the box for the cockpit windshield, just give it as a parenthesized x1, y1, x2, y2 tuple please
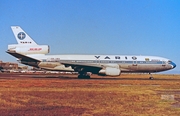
(168, 60, 172, 64)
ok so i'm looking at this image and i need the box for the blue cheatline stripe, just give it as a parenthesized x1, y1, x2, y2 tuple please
(42, 59, 166, 65)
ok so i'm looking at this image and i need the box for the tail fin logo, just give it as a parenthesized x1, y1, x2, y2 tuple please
(17, 32, 26, 40)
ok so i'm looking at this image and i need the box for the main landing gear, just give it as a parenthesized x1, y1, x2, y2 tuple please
(149, 73, 154, 80)
(78, 72, 91, 79)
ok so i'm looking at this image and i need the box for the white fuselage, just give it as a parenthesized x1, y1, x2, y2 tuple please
(27, 54, 175, 73)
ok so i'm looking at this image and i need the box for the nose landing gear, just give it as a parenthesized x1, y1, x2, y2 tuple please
(149, 73, 154, 80)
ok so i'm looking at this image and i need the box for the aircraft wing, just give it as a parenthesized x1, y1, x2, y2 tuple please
(60, 61, 102, 68)
(6, 50, 40, 67)
(60, 61, 103, 74)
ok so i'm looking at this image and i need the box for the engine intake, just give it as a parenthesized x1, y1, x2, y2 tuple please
(99, 67, 121, 76)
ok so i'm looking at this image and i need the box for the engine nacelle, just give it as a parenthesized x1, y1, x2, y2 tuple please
(38, 62, 60, 68)
(38, 62, 74, 72)
(8, 44, 49, 55)
(99, 67, 121, 76)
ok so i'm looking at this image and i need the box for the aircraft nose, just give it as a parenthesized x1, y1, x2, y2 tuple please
(171, 62, 176, 69)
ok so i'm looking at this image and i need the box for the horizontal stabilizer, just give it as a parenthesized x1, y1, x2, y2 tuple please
(6, 50, 40, 67)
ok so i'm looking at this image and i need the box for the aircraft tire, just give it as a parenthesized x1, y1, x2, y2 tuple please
(149, 77, 154, 80)
(78, 75, 90, 79)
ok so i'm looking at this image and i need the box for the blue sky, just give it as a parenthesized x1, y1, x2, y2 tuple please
(1, 0, 180, 74)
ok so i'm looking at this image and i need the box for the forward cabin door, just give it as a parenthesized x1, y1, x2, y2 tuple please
(132, 56, 138, 66)
(133, 60, 137, 66)
(162, 60, 166, 66)
(132, 56, 138, 70)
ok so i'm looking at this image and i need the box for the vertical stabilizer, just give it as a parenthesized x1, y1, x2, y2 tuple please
(11, 26, 37, 45)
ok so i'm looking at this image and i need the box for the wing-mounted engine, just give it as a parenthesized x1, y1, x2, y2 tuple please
(38, 62, 74, 72)
(99, 64, 121, 76)
(8, 44, 50, 55)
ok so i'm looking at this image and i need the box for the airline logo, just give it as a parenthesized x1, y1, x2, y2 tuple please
(28, 48, 42, 51)
(17, 32, 26, 40)
(95, 56, 137, 60)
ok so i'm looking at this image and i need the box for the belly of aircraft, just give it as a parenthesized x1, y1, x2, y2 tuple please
(120, 64, 171, 73)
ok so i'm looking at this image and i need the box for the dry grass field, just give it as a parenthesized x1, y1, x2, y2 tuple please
(0, 73, 180, 116)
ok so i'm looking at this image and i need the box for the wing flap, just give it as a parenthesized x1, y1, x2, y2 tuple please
(60, 61, 102, 74)
(60, 61, 102, 68)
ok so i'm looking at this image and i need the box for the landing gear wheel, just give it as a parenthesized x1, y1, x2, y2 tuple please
(149, 77, 154, 80)
(78, 74, 90, 79)
(78, 75, 83, 79)
(149, 73, 154, 80)
(85, 75, 90, 79)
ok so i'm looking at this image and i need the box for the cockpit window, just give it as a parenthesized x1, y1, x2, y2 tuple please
(168, 60, 172, 63)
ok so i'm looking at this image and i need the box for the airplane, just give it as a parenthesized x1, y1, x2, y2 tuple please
(7, 26, 176, 79)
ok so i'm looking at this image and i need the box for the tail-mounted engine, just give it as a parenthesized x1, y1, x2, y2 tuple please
(8, 44, 50, 55)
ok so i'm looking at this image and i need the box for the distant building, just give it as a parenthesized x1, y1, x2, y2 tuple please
(0, 61, 18, 70)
